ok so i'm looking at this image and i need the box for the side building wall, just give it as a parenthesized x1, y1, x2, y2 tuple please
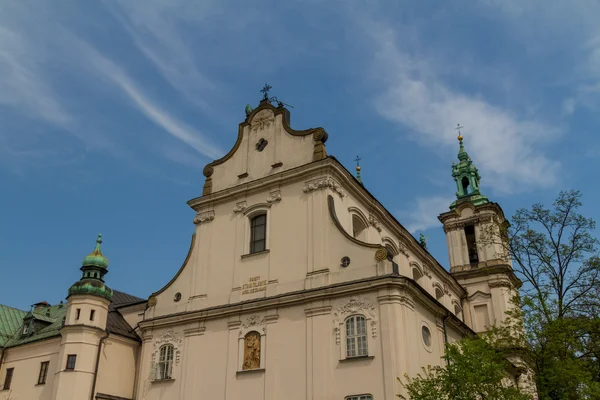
(0, 338, 61, 400)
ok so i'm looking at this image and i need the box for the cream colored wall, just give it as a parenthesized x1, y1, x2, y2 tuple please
(52, 326, 104, 400)
(118, 303, 146, 332)
(138, 285, 461, 400)
(209, 109, 315, 194)
(0, 338, 61, 400)
(67, 295, 110, 330)
(148, 166, 465, 321)
(94, 335, 139, 400)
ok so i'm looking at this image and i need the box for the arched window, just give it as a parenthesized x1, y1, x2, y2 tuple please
(352, 215, 367, 241)
(242, 331, 261, 370)
(345, 315, 368, 357)
(462, 176, 470, 195)
(250, 214, 267, 253)
(158, 344, 174, 380)
(412, 268, 423, 281)
(454, 304, 463, 320)
(385, 245, 398, 274)
(435, 287, 444, 300)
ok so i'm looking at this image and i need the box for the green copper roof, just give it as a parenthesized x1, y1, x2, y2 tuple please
(2, 304, 67, 348)
(82, 234, 109, 269)
(450, 134, 489, 210)
(68, 280, 114, 300)
(0, 304, 27, 347)
(69, 234, 113, 300)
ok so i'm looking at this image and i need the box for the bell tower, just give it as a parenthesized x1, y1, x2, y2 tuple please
(52, 234, 113, 400)
(438, 133, 520, 333)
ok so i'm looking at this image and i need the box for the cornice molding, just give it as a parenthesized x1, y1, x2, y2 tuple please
(138, 275, 473, 337)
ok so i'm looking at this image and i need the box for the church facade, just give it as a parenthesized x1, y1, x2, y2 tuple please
(0, 97, 534, 400)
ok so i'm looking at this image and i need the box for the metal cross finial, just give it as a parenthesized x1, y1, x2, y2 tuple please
(260, 83, 272, 100)
(354, 155, 362, 167)
(455, 124, 464, 134)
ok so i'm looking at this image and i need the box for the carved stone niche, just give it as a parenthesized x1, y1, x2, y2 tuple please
(238, 315, 266, 371)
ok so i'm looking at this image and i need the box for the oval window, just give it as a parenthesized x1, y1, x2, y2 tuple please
(421, 325, 432, 348)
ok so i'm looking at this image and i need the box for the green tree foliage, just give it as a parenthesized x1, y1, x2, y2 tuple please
(482, 190, 600, 399)
(398, 337, 532, 400)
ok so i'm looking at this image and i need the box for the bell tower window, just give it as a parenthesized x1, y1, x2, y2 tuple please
(464, 225, 479, 264)
(462, 176, 470, 195)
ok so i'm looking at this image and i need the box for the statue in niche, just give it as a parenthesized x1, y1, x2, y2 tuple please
(242, 331, 261, 370)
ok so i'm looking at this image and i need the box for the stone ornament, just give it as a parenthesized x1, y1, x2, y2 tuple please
(333, 296, 377, 345)
(240, 315, 266, 336)
(312, 128, 328, 142)
(369, 214, 382, 232)
(193, 210, 215, 225)
(251, 109, 275, 132)
(375, 248, 388, 262)
(203, 164, 214, 178)
(153, 329, 183, 365)
(233, 201, 247, 213)
(266, 190, 282, 204)
(302, 177, 345, 198)
(147, 296, 157, 307)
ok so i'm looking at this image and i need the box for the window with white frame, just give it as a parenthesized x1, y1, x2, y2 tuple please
(157, 344, 174, 380)
(345, 315, 368, 358)
(346, 395, 373, 400)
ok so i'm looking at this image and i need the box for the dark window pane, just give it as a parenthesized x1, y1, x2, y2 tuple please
(250, 214, 267, 253)
(66, 355, 76, 370)
(38, 361, 49, 384)
(4, 368, 13, 390)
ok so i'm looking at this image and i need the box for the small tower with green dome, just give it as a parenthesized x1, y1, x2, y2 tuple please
(449, 128, 489, 210)
(54, 234, 115, 400)
(68, 234, 113, 301)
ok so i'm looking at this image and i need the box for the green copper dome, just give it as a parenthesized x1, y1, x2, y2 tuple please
(450, 132, 489, 210)
(68, 234, 113, 301)
(68, 280, 113, 301)
(82, 234, 109, 269)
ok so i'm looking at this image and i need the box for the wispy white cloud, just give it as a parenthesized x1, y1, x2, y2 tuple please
(0, 26, 70, 126)
(359, 20, 561, 195)
(401, 196, 454, 233)
(109, 1, 219, 112)
(74, 39, 224, 160)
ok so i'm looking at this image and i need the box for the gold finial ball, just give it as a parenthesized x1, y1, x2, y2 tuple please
(457, 134, 463, 141)
(356, 165, 361, 171)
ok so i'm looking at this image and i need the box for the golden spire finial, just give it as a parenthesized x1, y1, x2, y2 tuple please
(455, 123, 464, 141)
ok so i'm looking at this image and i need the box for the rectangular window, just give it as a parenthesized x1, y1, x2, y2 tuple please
(76, 308, 81, 320)
(65, 355, 77, 371)
(464, 225, 479, 264)
(346, 316, 368, 358)
(38, 361, 49, 385)
(474, 304, 490, 332)
(90, 310, 95, 321)
(346, 396, 373, 400)
(250, 214, 267, 253)
(3, 368, 14, 390)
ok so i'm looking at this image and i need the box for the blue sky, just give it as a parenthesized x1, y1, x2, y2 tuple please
(1, 1, 599, 310)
